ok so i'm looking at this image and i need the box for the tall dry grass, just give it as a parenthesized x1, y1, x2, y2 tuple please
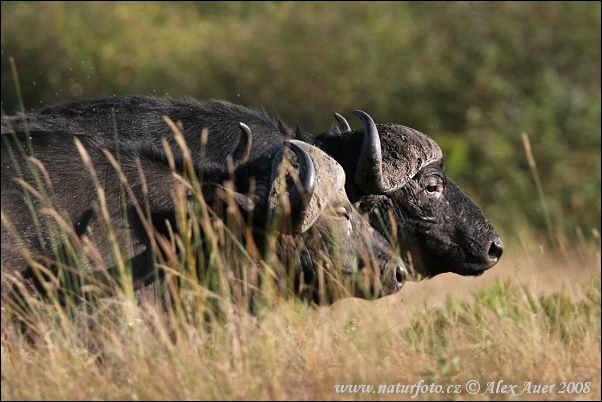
(1, 233, 600, 401)
(2, 135, 600, 400)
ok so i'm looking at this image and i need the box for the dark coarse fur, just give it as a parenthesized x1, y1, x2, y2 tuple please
(2, 96, 314, 164)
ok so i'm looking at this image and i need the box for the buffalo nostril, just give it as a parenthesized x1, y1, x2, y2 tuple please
(395, 263, 407, 287)
(488, 236, 504, 262)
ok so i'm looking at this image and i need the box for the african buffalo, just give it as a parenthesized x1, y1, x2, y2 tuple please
(1, 120, 406, 308)
(2, 95, 503, 280)
(314, 111, 504, 278)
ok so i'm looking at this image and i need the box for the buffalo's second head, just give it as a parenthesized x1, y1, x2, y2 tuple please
(202, 125, 406, 304)
(314, 111, 503, 279)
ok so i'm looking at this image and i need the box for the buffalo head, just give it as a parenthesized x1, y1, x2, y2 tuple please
(314, 111, 503, 279)
(207, 133, 407, 303)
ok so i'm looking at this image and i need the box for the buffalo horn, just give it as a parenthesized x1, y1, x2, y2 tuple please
(334, 112, 352, 133)
(285, 141, 317, 233)
(227, 122, 252, 165)
(352, 110, 391, 194)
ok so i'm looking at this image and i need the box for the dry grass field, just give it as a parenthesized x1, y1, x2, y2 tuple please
(1, 232, 599, 401)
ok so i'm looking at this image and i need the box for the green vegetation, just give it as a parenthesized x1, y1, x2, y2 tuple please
(1, 1, 600, 244)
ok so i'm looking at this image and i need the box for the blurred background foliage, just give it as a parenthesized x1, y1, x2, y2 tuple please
(1, 1, 600, 246)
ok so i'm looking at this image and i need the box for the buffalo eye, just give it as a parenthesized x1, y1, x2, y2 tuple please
(335, 206, 350, 220)
(333, 204, 354, 236)
(424, 176, 444, 198)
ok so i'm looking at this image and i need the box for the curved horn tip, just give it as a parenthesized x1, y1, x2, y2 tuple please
(287, 142, 317, 198)
(352, 109, 390, 194)
(285, 141, 317, 233)
(229, 122, 252, 164)
(334, 112, 352, 133)
(238, 122, 253, 144)
(351, 109, 374, 123)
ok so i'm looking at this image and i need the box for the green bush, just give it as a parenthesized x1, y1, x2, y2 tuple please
(2, 1, 600, 244)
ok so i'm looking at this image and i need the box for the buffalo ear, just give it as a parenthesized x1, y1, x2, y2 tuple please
(201, 182, 259, 212)
(230, 191, 259, 212)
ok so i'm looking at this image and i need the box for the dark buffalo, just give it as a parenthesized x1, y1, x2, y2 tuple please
(314, 111, 504, 278)
(2, 95, 503, 280)
(1, 96, 307, 165)
(1, 120, 406, 308)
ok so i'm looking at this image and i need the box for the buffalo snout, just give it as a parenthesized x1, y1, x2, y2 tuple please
(385, 257, 407, 294)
